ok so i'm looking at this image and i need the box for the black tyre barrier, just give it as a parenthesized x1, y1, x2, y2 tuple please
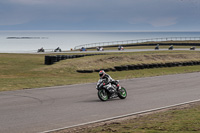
(114, 66, 123, 71)
(121, 65, 128, 70)
(104, 69, 110, 72)
(61, 55, 66, 60)
(51, 56, 57, 63)
(183, 62, 188, 66)
(76, 70, 85, 73)
(134, 64, 140, 69)
(148, 64, 154, 68)
(182, 62, 187, 66)
(133, 65, 138, 69)
(178, 62, 182, 66)
(71, 55, 76, 58)
(95, 69, 108, 72)
(158, 63, 163, 67)
(152, 63, 158, 68)
(68, 55, 73, 58)
(165, 63, 172, 67)
(45, 53, 106, 65)
(109, 68, 116, 71)
(56, 55, 61, 61)
(143, 64, 149, 69)
(192, 61, 197, 65)
(178, 62, 183, 66)
(64, 55, 69, 59)
(45, 56, 52, 65)
(188, 62, 193, 66)
(170, 62, 175, 67)
(138, 64, 145, 69)
(76, 70, 93, 73)
(195, 61, 200, 65)
(76, 55, 82, 58)
(184, 62, 189, 66)
(173, 62, 179, 67)
(94, 69, 101, 72)
(44, 56, 57, 65)
(84, 70, 94, 73)
(153, 63, 158, 68)
(157, 63, 163, 68)
(70, 55, 75, 58)
(177, 62, 183, 66)
(127, 65, 134, 70)
(77, 60, 200, 73)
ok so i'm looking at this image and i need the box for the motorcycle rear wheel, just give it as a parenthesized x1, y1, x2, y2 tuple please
(98, 89, 109, 101)
(118, 87, 127, 99)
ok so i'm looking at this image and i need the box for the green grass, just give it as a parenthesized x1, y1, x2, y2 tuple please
(83, 103, 200, 133)
(1, 51, 200, 91)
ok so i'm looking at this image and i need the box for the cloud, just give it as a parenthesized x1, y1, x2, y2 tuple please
(128, 17, 147, 25)
(3, 0, 97, 6)
(149, 17, 177, 27)
(0, 16, 32, 26)
(128, 17, 177, 28)
(0, 0, 199, 30)
(4, 0, 54, 5)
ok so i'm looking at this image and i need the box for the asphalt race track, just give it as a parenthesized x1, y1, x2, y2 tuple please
(0, 72, 200, 133)
(34, 48, 200, 54)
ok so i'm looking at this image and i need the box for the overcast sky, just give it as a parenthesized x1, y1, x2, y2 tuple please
(0, 0, 200, 31)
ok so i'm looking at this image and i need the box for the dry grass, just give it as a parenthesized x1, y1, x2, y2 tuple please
(1, 51, 200, 91)
(59, 51, 200, 70)
(82, 102, 200, 133)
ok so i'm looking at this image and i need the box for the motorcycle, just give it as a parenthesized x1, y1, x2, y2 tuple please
(97, 47, 104, 51)
(37, 48, 45, 52)
(118, 45, 124, 50)
(96, 79, 127, 101)
(54, 47, 62, 52)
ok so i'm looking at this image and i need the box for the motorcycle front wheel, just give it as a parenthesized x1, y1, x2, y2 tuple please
(118, 87, 127, 99)
(98, 89, 109, 101)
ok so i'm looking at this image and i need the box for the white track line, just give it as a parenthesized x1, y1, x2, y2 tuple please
(40, 99, 200, 133)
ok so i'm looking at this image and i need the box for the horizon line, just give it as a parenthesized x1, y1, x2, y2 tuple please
(0, 30, 200, 32)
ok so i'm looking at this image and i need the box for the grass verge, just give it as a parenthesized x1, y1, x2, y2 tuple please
(76, 102, 200, 133)
(1, 50, 200, 91)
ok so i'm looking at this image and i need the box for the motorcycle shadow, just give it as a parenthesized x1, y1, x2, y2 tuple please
(79, 99, 102, 103)
(82, 98, 123, 103)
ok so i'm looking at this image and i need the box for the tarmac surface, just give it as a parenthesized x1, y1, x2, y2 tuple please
(0, 72, 200, 133)
(32, 48, 200, 54)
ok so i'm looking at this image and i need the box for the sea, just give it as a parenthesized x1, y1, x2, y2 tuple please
(0, 31, 200, 53)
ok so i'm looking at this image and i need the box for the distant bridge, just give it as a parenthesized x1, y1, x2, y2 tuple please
(74, 37, 200, 50)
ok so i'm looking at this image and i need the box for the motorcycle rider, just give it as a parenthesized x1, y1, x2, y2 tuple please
(99, 70, 120, 92)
